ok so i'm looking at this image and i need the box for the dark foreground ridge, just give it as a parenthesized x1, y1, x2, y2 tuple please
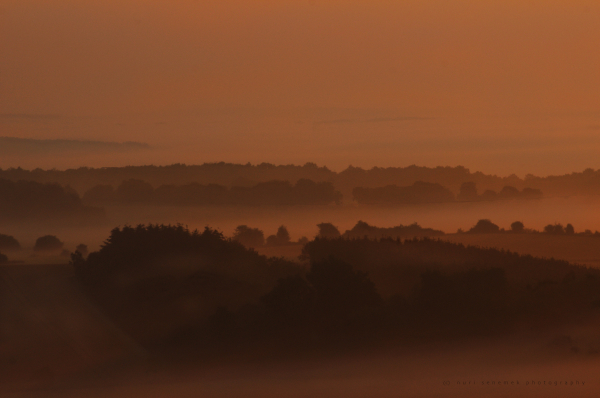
(71, 224, 600, 358)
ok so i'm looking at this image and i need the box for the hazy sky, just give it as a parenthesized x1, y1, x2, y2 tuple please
(1, 1, 599, 175)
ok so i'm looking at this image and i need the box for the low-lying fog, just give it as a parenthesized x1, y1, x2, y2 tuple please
(5, 195, 600, 265)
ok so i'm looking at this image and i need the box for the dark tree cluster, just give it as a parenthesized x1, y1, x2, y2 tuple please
(83, 178, 342, 206)
(543, 223, 575, 235)
(298, 237, 600, 333)
(0, 179, 104, 222)
(72, 224, 299, 347)
(231, 225, 307, 249)
(0, 162, 335, 194)
(352, 181, 455, 205)
(342, 220, 444, 239)
(232, 225, 265, 248)
(463, 219, 594, 236)
(457, 182, 542, 202)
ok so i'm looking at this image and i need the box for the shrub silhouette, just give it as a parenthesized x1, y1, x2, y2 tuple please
(33, 235, 64, 253)
(0, 252, 7, 264)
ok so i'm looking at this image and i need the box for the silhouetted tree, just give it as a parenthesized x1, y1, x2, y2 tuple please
(510, 221, 525, 233)
(0, 234, 21, 251)
(33, 235, 64, 253)
(316, 222, 341, 239)
(565, 223, 575, 235)
(0, 252, 7, 263)
(266, 226, 291, 246)
(468, 219, 500, 234)
(271, 225, 291, 245)
(232, 225, 265, 248)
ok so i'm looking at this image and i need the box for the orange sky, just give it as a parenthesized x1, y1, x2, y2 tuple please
(1, 1, 599, 175)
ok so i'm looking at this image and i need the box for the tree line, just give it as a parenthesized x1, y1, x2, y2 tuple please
(10, 162, 599, 203)
(352, 181, 542, 205)
(461, 219, 600, 236)
(0, 179, 104, 222)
